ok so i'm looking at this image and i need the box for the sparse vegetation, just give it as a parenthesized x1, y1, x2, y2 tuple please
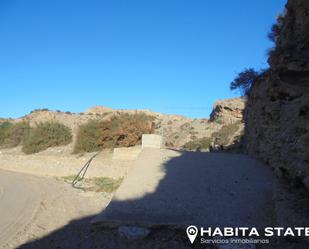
(183, 137, 212, 151)
(266, 11, 286, 60)
(0, 122, 12, 145)
(183, 121, 242, 152)
(0, 121, 31, 148)
(22, 122, 72, 154)
(180, 122, 190, 130)
(61, 175, 123, 193)
(165, 141, 174, 147)
(230, 68, 261, 96)
(267, 10, 285, 44)
(214, 118, 223, 125)
(61, 175, 82, 182)
(74, 113, 154, 153)
(267, 23, 280, 43)
(92, 177, 123, 193)
(30, 108, 49, 114)
(211, 121, 241, 146)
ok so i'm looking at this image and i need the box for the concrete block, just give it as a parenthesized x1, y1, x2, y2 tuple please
(142, 134, 162, 149)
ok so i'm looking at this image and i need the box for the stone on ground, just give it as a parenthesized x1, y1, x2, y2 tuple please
(118, 226, 150, 240)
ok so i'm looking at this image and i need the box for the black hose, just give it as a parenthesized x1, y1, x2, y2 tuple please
(72, 151, 101, 188)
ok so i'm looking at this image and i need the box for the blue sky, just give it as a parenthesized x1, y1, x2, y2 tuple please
(0, 0, 286, 118)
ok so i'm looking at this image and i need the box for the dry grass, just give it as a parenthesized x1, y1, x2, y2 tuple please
(61, 175, 123, 193)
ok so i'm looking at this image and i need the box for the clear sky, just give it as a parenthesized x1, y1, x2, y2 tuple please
(0, 0, 286, 118)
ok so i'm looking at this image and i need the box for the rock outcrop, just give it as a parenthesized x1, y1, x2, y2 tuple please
(245, 0, 309, 189)
(178, 98, 245, 151)
(210, 98, 246, 124)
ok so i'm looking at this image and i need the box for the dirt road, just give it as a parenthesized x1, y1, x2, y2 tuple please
(0, 169, 111, 249)
(1, 150, 309, 249)
(0, 169, 194, 249)
(0, 170, 41, 247)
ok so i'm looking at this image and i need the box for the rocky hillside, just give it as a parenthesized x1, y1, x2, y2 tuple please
(245, 0, 309, 189)
(210, 97, 245, 123)
(0, 97, 245, 153)
(163, 97, 246, 149)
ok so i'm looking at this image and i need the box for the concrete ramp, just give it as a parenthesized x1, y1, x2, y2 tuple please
(92, 149, 276, 228)
(112, 146, 142, 161)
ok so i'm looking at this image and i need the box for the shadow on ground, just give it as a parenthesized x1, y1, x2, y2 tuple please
(16, 150, 309, 249)
(17, 214, 198, 249)
(94, 149, 276, 229)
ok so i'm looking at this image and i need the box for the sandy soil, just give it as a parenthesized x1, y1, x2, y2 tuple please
(1, 148, 309, 249)
(0, 147, 197, 249)
(0, 169, 199, 249)
(0, 169, 112, 249)
(0, 146, 138, 179)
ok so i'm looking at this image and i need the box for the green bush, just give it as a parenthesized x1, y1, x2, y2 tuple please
(0, 122, 13, 145)
(73, 120, 101, 153)
(183, 137, 212, 151)
(0, 121, 31, 148)
(22, 122, 72, 154)
(74, 113, 154, 153)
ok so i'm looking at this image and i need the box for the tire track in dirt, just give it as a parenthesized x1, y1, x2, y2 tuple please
(0, 170, 41, 247)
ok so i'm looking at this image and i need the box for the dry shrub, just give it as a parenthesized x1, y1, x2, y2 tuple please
(74, 113, 154, 153)
(0, 121, 31, 148)
(22, 122, 72, 154)
(183, 137, 212, 151)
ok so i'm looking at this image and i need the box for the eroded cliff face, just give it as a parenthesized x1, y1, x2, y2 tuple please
(210, 98, 246, 124)
(245, 0, 309, 189)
